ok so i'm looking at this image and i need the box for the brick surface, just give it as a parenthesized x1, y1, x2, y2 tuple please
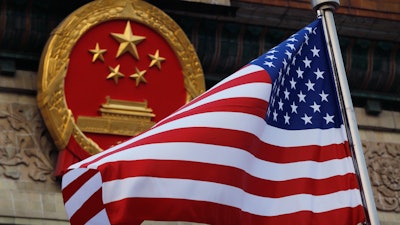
(240, 0, 400, 20)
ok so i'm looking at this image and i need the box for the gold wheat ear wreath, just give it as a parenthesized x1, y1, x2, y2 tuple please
(37, 0, 205, 176)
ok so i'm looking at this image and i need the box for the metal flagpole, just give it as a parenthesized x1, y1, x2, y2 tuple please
(310, 1, 380, 225)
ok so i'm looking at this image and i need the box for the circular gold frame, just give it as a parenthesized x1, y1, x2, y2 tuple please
(37, 0, 205, 154)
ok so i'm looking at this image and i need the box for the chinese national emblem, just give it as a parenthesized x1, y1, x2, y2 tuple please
(37, 0, 205, 176)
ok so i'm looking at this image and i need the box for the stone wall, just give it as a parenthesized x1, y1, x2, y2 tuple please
(356, 108, 400, 225)
(0, 70, 69, 224)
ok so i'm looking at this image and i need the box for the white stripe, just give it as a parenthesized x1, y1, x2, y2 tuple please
(157, 82, 270, 125)
(88, 142, 355, 181)
(71, 112, 348, 169)
(62, 168, 88, 189)
(263, 123, 348, 147)
(208, 64, 265, 91)
(85, 209, 111, 225)
(64, 169, 102, 218)
(102, 177, 363, 216)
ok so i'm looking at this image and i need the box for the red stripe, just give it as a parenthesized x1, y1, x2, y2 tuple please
(69, 187, 105, 225)
(176, 67, 270, 112)
(99, 159, 360, 198)
(105, 198, 365, 225)
(62, 169, 97, 203)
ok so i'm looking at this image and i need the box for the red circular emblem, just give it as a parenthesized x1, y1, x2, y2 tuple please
(37, 0, 205, 175)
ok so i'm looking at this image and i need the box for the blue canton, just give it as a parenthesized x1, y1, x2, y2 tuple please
(251, 19, 343, 130)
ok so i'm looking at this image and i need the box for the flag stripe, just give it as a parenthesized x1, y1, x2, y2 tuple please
(98, 159, 360, 197)
(195, 64, 269, 98)
(64, 169, 102, 217)
(62, 169, 95, 203)
(63, 169, 111, 225)
(155, 83, 270, 127)
(85, 209, 111, 225)
(102, 177, 363, 216)
(61, 167, 89, 189)
(156, 68, 271, 126)
(168, 65, 267, 118)
(62, 168, 96, 203)
(69, 187, 104, 225)
(105, 198, 365, 225)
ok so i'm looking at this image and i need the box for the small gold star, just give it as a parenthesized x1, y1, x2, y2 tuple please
(89, 43, 107, 62)
(148, 50, 166, 70)
(107, 64, 125, 84)
(130, 67, 147, 86)
(111, 21, 146, 60)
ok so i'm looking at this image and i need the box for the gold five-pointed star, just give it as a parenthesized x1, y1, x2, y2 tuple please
(107, 64, 125, 84)
(148, 49, 166, 70)
(89, 43, 107, 62)
(111, 21, 146, 60)
(130, 67, 147, 86)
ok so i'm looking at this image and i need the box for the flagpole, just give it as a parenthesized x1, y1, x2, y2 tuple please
(310, 1, 380, 225)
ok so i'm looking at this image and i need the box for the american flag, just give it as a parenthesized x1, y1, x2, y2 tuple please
(62, 18, 366, 225)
